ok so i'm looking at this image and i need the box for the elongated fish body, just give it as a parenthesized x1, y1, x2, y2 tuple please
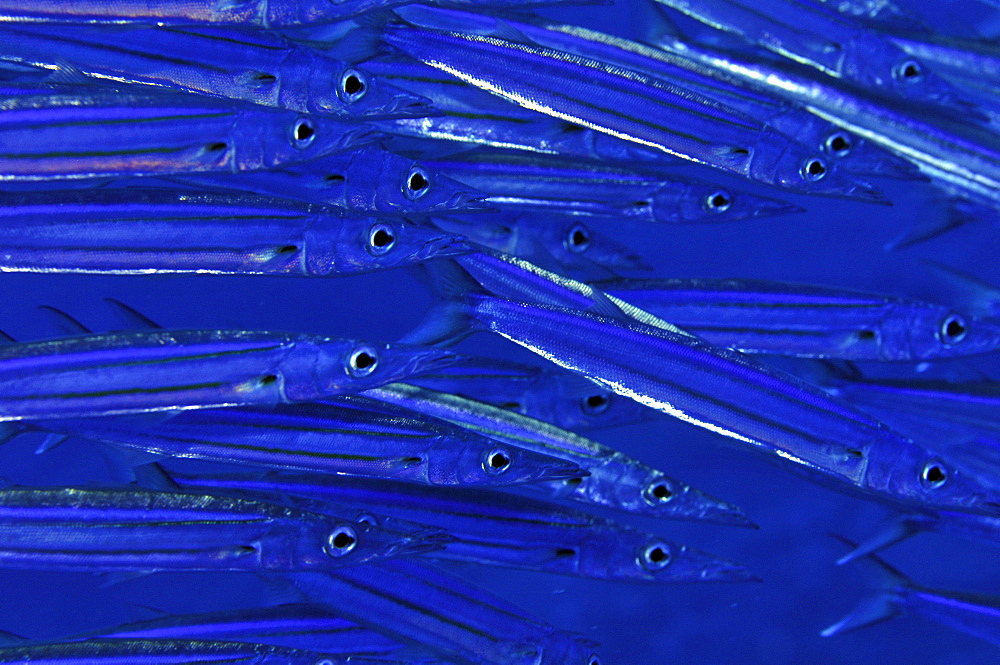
(594, 278, 1000, 361)
(0, 639, 398, 664)
(651, 0, 974, 113)
(430, 213, 653, 278)
(171, 471, 754, 583)
(366, 383, 749, 525)
(397, 7, 913, 180)
(423, 152, 800, 223)
(0, 488, 424, 572)
(38, 396, 585, 486)
(288, 562, 603, 665)
(173, 146, 485, 215)
(434, 291, 1000, 515)
(0, 188, 469, 276)
(0, 329, 458, 421)
(364, 56, 674, 163)
(0, 0, 581, 27)
(654, 36, 1000, 207)
(406, 356, 658, 430)
(89, 604, 405, 656)
(381, 11, 884, 201)
(0, 23, 429, 119)
(0, 89, 376, 181)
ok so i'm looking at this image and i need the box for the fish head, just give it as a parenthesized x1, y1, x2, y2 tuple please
(312, 62, 436, 120)
(319, 339, 463, 395)
(357, 150, 488, 214)
(540, 219, 653, 277)
(864, 435, 1000, 516)
(914, 309, 1000, 361)
(578, 529, 756, 583)
(430, 436, 588, 486)
(253, 112, 383, 170)
(842, 35, 975, 116)
(631, 469, 755, 527)
(307, 217, 472, 276)
(298, 516, 428, 569)
(748, 132, 888, 204)
(820, 130, 923, 180)
(659, 179, 804, 224)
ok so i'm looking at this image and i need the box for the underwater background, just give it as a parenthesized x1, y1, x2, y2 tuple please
(1, 0, 1000, 663)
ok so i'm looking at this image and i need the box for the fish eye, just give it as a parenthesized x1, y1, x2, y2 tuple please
(638, 541, 672, 570)
(565, 224, 591, 253)
(404, 167, 430, 200)
(290, 117, 316, 149)
(325, 525, 358, 557)
(800, 157, 828, 182)
(316, 660, 335, 665)
(484, 446, 512, 475)
(921, 460, 948, 489)
(339, 68, 368, 103)
(580, 392, 610, 415)
(939, 313, 968, 345)
(347, 345, 379, 377)
(367, 223, 397, 256)
(589, 657, 603, 665)
(703, 190, 732, 213)
(643, 478, 676, 504)
(894, 59, 924, 84)
(824, 131, 853, 158)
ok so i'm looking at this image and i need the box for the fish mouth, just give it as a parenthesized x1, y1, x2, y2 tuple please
(417, 232, 476, 261)
(825, 178, 891, 205)
(671, 547, 760, 583)
(386, 528, 456, 557)
(745, 198, 807, 220)
(364, 92, 439, 120)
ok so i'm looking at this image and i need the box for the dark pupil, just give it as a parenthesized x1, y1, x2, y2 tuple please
(490, 451, 510, 468)
(926, 465, 945, 483)
(858, 329, 876, 340)
(831, 135, 850, 152)
(372, 228, 394, 248)
(344, 75, 364, 95)
(586, 394, 607, 409)
(260, 374, 277, 385)
(332, 531, 355, 549)
(555, 548, 575, 557)
(710, 193, 730, 208)
(205, 142, 227, 152)
(648, 547, 667, 563)
(571, 229, 589, 246)
(353, 352, 375, 369)
(295, 121, 314, 142)
(808, 160, 826, 176)
(409, 172, 428, 191)
(946, 318, 966, 339)
(903, 63, 920, 78)
(651, 483, 672, 500)
(325, 174, 345, 182)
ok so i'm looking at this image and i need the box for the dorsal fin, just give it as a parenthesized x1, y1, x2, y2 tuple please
(105, 298, 164, 330)
(37, 305, 92, 336)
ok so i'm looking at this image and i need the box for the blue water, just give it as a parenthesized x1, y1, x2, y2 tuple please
(2, 2, 1000, 663)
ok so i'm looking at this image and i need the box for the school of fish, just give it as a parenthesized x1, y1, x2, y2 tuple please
(0, 0, 998, 662)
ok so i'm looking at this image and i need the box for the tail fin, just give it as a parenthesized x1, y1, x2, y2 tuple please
(399, 259, 481, 347)
(835, 515, 928, 565)
(822, 534, 908, 637)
